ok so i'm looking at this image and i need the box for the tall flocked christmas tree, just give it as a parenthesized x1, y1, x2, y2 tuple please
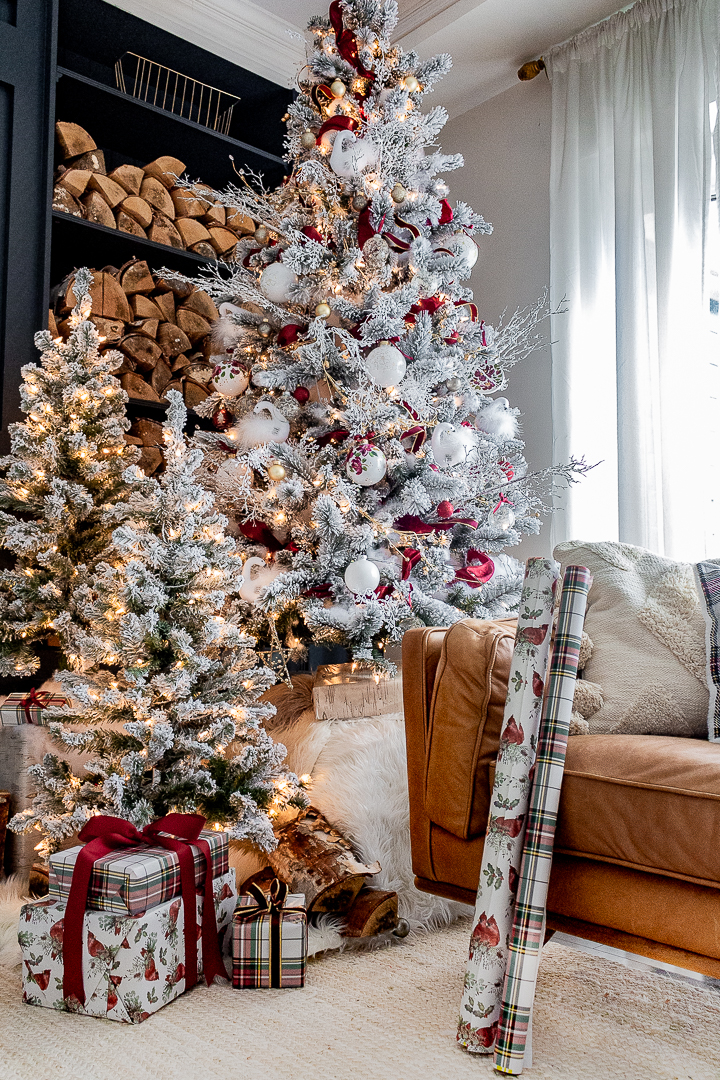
(10, 390, 308, 857)
(173, 0, 586, 673)
(0, 268, 138, 676)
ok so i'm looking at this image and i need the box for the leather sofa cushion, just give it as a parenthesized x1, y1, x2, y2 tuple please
(558, 734, 720, 885)
(424, 618, 516, 840)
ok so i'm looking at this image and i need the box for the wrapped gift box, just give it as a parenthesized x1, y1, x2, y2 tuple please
(233, 885, 307, 989)
(0, 690, 68, 726)
(19, 869, 236, 1023)
(312, 663, 403, 720)
(48, 828, 228, 916)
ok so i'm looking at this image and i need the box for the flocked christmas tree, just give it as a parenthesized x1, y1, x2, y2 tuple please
(10, 390, 308, 857)
(0, 268, 138, 676)
(171, 0, 586, 673)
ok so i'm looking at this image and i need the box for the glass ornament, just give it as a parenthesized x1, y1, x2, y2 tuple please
(489, 503, 516, 531)
(344, 555, 381, 595)
(259, 262, 297, 303)
(365, 342, 406, 388)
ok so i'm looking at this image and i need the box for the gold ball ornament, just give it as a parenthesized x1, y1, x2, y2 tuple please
(254, 225, 270, 245)
(330, 79, 346, 98)
(391, 183, 407, 204)
(258, 320, 273, 339)
(404, 75, 420, 93)
(351, 193, 369, 212)
(267, 461, 286, 481)
(300, 129, 317, 149)
(315, 302, 331, 318)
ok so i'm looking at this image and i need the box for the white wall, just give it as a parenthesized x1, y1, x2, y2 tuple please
(442, 76, 554, 558)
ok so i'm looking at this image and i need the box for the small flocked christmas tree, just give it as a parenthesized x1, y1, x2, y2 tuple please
(10, 391, 307, 857)
(173, 0, 586, 673)
(0, 268, 138, 676)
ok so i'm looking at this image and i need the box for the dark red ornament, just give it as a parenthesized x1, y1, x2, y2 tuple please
(292, 386, 310, 403)
(437, 500, 454, 519)
(211, 406, 232, 431)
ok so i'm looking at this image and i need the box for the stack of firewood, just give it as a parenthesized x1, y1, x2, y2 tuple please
(52, 121, 256, 258)
(50, 261, 221, 449)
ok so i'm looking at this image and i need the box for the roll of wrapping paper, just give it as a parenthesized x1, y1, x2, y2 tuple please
(493, 564, 591, 1075)
(457, 557, 559, 1054)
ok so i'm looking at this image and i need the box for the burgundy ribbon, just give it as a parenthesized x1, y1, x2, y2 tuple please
(439, 199, 453, 224)
(455, 550, 495, 588)
(393, 513, 479, 533)
(277, 324, 306, 347)
(329, 1, 375, 80)
(63, 814, 225, 1005)
(316, 428, 350, 448)
(399, 424, 425, 453)
(401, 547, 421, 580)
(239, 520, 283, 552)
(301, 226, 324, 244)
(316, 115, 358, 146)
(357, 206, 377, 249)
(21, 688, 52, 725)
(303, 582, 333, 598)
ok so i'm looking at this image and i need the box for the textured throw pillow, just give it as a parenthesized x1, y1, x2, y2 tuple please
(553, 541, 709, 737)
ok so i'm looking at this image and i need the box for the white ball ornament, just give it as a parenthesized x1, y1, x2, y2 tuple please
(344, 555, 380, 596)
(431, 422, 477, 469)
(365, 342, 406, 388)
(346, 442, 387, 486)
(211, 360, 249, 398)
(436, 231, 479, 268)
(259, 261, 297, 304)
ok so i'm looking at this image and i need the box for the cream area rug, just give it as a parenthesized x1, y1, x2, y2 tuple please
(2, 912, 720, 1080)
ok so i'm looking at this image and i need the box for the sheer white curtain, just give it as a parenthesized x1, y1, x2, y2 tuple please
(547, 0, 720, 561)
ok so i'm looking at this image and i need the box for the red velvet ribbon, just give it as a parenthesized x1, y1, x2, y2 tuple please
(303, 582, 333, 598)
(455, 550, 495, 587)
(316, 428, 350, 448)
(401, 547, 421, 580)
(399, 424, 425, 453)
(63, 814, 225, 1005)
(454, 300, 478, 321)
(357, 206, 377, 249)
(316, 116, 358, 146)
(329, 1, 375, 80)
(439, 199, 453, 224)
(21, 687, 52, 724)
(301, 226, 324, 244)
(239, 520, 283, 552)
(277, 324, 306, 347)
(393, 513, 479, 533)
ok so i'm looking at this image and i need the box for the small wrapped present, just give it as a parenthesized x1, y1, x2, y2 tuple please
(0, 688, 67, 726)
(19, 869, 236, 1023)
(312, 663, 403, 720)
(232, 879, 307, 989)
(49, 827, 228, 915)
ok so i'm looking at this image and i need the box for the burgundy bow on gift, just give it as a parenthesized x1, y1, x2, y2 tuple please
(63, 813, 226, 1005)
(21, 687, 53, 724)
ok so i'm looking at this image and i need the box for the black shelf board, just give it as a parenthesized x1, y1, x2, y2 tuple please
(55, 68, 286, 191)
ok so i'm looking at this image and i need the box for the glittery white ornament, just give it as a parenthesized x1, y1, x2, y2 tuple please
(212, 361, 249, 398)
(365, 342, 406, 388)
(239, 556, 282, 604)
(344, 555, 380, 595)
(434, 231, 479, 268)
(345, 442, 387, 486)
(431, 423, 477, 468)
(215, 456, 251, 487)
(259, 262, 297, 304)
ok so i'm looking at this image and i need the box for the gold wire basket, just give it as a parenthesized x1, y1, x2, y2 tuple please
(115, 53, 240, 136)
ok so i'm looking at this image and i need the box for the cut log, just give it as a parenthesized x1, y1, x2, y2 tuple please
(153, 291, 175, 323)
(153, 275, 194, 299)
(148, 213, 184, 249)
(120, 372, 162, 401)
(181, 289, 219, 322)
(185, 363, 214, 385)
(171, 354, 192, 373)
(56, 121, 96, 160)
(176, 308, 211, 343)
(119, 196, 153, 230)
(151, 357, 173, 397)
(48, 309, 58, 337)
(207, 226, 238, 256)
(57, 168, 91, 198)
(52, 187, 83, 217)
(130, 418, 164, 446)
(188, 241, 216, 258)
(123, 434, 143, 446)
(143, 156, 186, 189)
(266, 806, 381, 914)
(202, 203, 226, 227)
(239, 867, 278, 894)
(174, 217, 211, 248)
(29, 863, 49, 899)
(120, 334, 163, 372)
(128, 318, 159, 339)
(90, 315, 125, 343)
(68, 148, 106, 174)
(138, 446, 164, 475)
(118, 259, 155, 296)
(116, 211, 147, 238)
(131, 294, 164, 320)
(171, 188, 206, 218)
(164, 379, 185, 396)
(342, 889, 399, 938)
(108, 164, 144, 196)
(87, 173, 126, 209)
(67, 271, 132, 322)
(157, 321, 191, 356)
(226, 209, 256, 235)
(139, 176, 175, 218)
(81, 190, 116, 228)
(183, 378, 210, 408)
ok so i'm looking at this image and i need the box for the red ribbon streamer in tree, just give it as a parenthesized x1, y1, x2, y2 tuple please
(277, 324, 306, 347)
(399, 424, 426, 453)
(316, 115, 358, 146)
(63, 814, 225, 1005)
(329, 1, 375, 80)
(439, 198, 453, 224)
(401, 547, 422, 579)
(455, 549, 495, 587)
(316, 428, 350, 448)
(239, 520, 283, 552)
(393, 513, 479, 533)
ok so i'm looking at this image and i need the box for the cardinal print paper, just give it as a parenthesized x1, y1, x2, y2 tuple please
(457, 557, 558, 1054)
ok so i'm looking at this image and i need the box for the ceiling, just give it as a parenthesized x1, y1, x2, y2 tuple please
(109, 0, 630, 118)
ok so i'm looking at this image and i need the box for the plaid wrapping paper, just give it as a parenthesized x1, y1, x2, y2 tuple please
(457, 558, 559, 1055)
(48, 829, 229, 916)
(494, 565, 591, 1076)
(232, 885, 307, 989)
(694, 559, 720, 741)
(19, 869, 236, 1023)
(0, 691, 67, 726)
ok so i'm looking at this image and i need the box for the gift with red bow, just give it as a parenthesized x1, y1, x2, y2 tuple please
(0, 688, 67, 726)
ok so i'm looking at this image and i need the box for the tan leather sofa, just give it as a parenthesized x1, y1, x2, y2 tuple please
(402, 619, 720, 978)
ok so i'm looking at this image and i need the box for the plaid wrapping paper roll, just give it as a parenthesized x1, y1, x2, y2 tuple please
(19, 869, 236, 1023)
(48, 829, 228, 916)
(457, 557, 559, 1054)
(694, 559, 720, 741)
(0, 690, 67, 726)
(493, 564, 591, 1075)
(232, 880, 307, 989)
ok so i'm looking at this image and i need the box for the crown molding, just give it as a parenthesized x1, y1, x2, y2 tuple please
(395, 0, 488, 46)
(105, 0, 305, 88)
